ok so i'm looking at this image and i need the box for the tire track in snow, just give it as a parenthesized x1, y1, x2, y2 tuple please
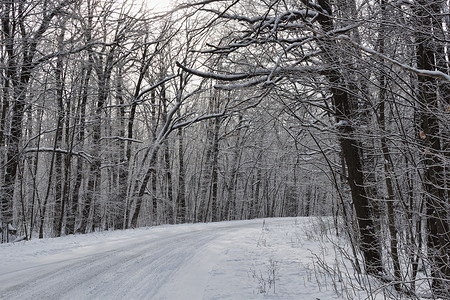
(0, 229, 219, 300)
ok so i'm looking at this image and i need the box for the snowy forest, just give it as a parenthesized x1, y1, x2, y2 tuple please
(0, 0, 449, 298)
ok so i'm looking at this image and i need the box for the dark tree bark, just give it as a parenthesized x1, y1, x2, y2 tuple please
(223, 114, 243, 221)
(79, 24, 117, 233)
(414, 1, 450, 295)
(316, 0, 382, 275)
(204, 91, 221, 222)
(176, 126, 186, 223)
(114, 66, 127, 229)
(123, 40, 156, 228)
(198, 127, 212, 222)
(375, 0, 402, 290)
(209, 116, 220, 222)
(67, 63, 91, 235)
(53, 26, 66, 237)
(161, 84, 174, 224)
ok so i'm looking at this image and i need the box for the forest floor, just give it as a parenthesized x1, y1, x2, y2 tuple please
(0, 217, 427, 299)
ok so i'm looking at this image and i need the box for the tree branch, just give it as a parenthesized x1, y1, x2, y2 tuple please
(24, 148, 93, 163)
(336, 34, 450, 82)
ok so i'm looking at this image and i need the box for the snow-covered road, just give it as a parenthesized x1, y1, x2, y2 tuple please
(1, 218, 340, 300)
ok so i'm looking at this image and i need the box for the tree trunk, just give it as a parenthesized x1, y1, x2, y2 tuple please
(161, 85, 174, 224)
(53, 26, 66, 237)
(115, 67, 127, 229)
(375, 0, 402, 289)
(378, 85, 402, 291)
(164, 142, 174, 224)
(123, 45, 153, 228)
(204, 91, 221, 222)
(209, 117, 220, 222)
(316, 0, 382, 275)
(67, 63, 91, 234)
(223, 114, 243, 221)
(79, 43, 115, 233)
(176, 126, 186, 223)
(414, 1, 450, 294)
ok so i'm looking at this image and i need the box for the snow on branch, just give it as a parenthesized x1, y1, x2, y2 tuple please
(99, 136, 143, 143)
(24, 148, 93, 162)
(336, 34, 450, 82)
(171, 112, 225, 130)
(176, 62, 254, 81)
(262, 10, 318, 33)
(215, 77, 269, 90)
(200, 40, 253, 54)
(103, 76, 178, 110)
(134, 75, 178, 102)
(177, 62, 326, 89)
(201, 9, 317, 26)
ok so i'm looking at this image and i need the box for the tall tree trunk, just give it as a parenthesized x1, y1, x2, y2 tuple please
(123, 44, 153, 228)
(414, 1, 450, 294)
(115, 67, 127, 229)
(163, 142, 174, 224)
(209, 116, 220, 222)
(79, 42, 115, 233)
(67, 64, 91, 234)
(0, 0, 30, 241)
(199, 125, 213, 222)
(53, 26, 66, 237)
(79, 80, 104, 233)
(375, 0, 402, 289)
(39, 118, 61, 238)
(251, 156, 262, 219)
(223, 114, 243, 220)
(161, 84, 174, 224)
(377, 80, 402, 291)
(60, 101, 72, 236)
(130, 146, 160, 228)
(176, 126, 186, 223)
(130, 100, 181, 227)
(204, 91, 221, 222)
(316, 0, 382, 275)
(28, 105, 45, 240)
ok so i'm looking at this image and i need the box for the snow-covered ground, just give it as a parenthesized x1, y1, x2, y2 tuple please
(0, 217, 407, 300)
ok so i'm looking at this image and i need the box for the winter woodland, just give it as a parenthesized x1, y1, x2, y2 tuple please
(0, 0, 449, 298)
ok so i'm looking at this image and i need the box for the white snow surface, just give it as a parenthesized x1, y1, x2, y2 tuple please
(0, 217, 415, 300)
